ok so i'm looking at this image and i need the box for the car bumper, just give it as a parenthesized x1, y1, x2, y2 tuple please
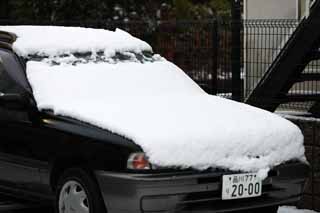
(95, 162, 309, 213)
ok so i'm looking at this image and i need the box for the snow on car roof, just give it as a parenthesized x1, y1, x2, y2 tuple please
(2, 26, 306, 177)
(0, 26, 152, 58)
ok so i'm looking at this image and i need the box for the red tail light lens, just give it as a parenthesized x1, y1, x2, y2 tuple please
(127, 153, 151, 170)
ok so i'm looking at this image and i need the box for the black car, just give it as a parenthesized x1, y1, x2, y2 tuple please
(0, 29, 309, 213)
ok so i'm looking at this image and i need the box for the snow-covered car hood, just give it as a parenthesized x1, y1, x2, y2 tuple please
(2, 26, 306, 176)
(26, 60, 306, 176)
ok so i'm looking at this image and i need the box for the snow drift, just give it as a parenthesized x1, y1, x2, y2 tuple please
(2, 26, 306, 175)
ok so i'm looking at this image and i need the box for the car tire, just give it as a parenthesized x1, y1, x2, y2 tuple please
(55, 168, 107, 213)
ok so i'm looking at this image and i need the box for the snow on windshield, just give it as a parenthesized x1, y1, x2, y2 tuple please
(3, 26, 306, 176)
(33, 51, 157, 66)
(0, 26, 152, 58)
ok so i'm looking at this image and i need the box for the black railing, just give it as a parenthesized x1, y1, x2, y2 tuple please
(244, 18, 320, 113)
(243, 20, 299, 105)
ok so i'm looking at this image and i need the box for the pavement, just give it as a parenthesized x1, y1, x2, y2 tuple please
(0, 195, 317, 213)
(278, 206, 319, 213)
(1, 207, 319, 213)
(1, 208, 53, 213)
(0, 193, 52, 213)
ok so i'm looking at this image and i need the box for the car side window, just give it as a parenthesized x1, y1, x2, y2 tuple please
(0, 49, 30, 94)
(0, 54, 14, 93)
(0, 50, 30, 121)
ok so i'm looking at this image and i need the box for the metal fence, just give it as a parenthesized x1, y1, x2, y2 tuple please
(243, 19, 299, 98)
(243, 19, 320, 112)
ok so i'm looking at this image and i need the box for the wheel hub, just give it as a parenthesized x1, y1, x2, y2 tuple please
(59, 180, 89, 213)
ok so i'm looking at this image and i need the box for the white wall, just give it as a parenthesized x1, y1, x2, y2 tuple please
(244, 0, 299, 19)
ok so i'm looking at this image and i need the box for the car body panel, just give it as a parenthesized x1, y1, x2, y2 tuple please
(0, 112, 142, 198)
(95, 162, 308, 213)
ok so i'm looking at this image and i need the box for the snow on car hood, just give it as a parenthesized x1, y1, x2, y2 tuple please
(3, 26, 306, 175)
(26, 60, 306, 175)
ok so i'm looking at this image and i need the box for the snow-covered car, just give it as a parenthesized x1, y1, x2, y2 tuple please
(0, 26, 309, 213)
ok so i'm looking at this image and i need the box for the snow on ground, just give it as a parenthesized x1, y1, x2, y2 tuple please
(2, 26, 307, 175)
(278, 206, 319, 213)
(0, 26, 152, 58)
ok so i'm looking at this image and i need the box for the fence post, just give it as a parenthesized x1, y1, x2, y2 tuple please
(212, 19, 219, 95)
(231, 0, 242, 101)
(0, 0, 9, 20)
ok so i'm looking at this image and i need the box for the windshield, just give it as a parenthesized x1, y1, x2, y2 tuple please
(26, 51, 156, 66)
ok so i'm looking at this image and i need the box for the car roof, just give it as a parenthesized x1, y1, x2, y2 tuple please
(0, 26, 152, 59)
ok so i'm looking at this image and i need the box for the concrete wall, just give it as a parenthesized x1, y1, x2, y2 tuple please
(289, 117, 320, 212)
(244, 0, 299, 19)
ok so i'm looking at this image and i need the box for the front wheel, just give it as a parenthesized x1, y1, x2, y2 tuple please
(55, 168, 107, 213)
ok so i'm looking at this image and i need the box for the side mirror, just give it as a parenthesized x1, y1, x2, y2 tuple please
(0, 93, 30, 110)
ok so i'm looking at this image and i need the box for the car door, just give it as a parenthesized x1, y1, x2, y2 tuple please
(0, 48, 42, 191)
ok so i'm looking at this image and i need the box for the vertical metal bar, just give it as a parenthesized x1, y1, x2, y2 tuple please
(212, 19, 219, 95)
(0, 0, 9, 20)
(231, 0, 242, 101)
(312, 122, 315, 209)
